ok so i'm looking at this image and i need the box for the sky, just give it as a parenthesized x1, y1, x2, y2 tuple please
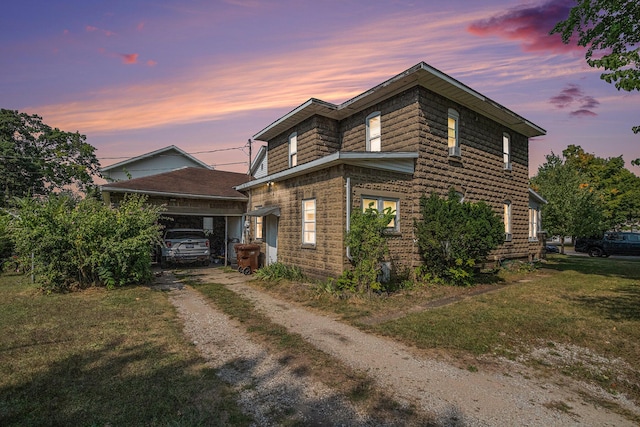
(2, 0, 639, 179)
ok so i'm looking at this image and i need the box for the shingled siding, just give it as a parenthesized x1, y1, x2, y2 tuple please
(342, 87, 421, 152)
(249, 166, 347, 279)
(412, 86, 532, 261)
(106, 192, 247, 216)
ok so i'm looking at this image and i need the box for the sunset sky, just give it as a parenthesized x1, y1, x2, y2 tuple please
(2, 0, 639, 177)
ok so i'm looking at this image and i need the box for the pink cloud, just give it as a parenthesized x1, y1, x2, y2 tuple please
(550, 84, 599, 117)
(85, 25, 116, 37)
(467, 0, 581, 53)
(137, 22, 145, 31)
(147, 59, 157, 67)
(120, 53, 139, 64)
(85, 25, 98, 32)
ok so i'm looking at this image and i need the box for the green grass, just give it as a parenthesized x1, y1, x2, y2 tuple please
(0, 273, 250, 426)
(250, 255, 640, 411)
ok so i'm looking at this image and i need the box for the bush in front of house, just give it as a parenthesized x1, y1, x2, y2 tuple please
(9, 193, 163, 291)
(415, 189, 504, 286)
(342, 205, 396, 295)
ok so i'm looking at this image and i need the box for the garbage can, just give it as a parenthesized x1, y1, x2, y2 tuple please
(234, 244, 260, 275)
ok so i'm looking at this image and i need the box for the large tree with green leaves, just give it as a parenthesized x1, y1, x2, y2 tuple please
(531, 152, 607, 245)
(551, 1, 640, 165)
(0, 109, 101, 206)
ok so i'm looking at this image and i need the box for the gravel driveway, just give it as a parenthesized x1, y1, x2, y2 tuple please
(157, 268, 637, 426)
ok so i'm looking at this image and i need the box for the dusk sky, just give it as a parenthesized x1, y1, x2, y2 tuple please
(2, 0, 639, 178)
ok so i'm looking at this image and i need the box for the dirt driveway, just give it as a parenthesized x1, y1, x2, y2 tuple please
(156, 267, 637, 426)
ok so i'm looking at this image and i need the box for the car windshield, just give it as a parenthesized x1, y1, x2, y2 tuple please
(165, 230, 206, 240)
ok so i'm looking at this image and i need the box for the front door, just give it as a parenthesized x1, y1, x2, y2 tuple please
(265, 215, 278, 265)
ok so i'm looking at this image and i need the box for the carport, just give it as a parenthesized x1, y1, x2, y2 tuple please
(101, 167, 252, 266)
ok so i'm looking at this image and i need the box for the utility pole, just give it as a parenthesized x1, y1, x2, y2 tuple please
(247, 138, 252, 175)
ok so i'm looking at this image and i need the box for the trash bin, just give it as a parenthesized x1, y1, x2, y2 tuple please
(234, 244, 260, 275)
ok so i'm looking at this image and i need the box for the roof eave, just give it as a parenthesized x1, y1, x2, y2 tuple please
(101, 187, 248, 201)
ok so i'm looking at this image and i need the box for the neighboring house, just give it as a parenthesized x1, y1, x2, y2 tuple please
(102, 167, 251, 264)
(101, 145, 212, 181)
(237, 62, 547, 279)
(250, 145, 268, 179)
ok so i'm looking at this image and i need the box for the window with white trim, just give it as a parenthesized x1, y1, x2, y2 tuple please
(302, 199, 316, 245)
(529, 207, 540, 240)
(504, 201, 512, 241)
(503, 133, 511, 170)
(254, 207, 263, 240)
(289, 132, 297, 167)
(448, 108, 460, 157)
(366, 112, 381, 152)
(362, 196, 399, 231)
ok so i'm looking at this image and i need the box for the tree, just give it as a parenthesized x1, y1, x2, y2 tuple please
(552, 1, 640, 164)
(562, 145, 640, 230)
(0, 109, 101, 206)
(414, 189, 504, 286)
(530, 152, 606, 247)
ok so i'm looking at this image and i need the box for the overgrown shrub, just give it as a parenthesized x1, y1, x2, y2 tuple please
(9, 193, 163, 291)
(254, 262, 305, 282)
(415, 189, 504, 286)
(342, 205, 396, 295)
(0, 211, 15, 271)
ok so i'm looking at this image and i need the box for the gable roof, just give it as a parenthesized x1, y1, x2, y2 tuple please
(249, 145, 267, 176)
(253, 62, 546, 141)
(101, 145, 212, 172)
(102, 167, 251, 200)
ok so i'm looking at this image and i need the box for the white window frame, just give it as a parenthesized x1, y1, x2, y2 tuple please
(503, 132, 511, 170)
(254, 206, 263, 240)
(366, 112, 381, 152)
(528, 207, 540, 241)
(448, 108, 460, 157)
(289, 132, 297, 167)
(362, 196, 399, 231)
(504, 201, 512, 241)
(302, 198, 316, 245)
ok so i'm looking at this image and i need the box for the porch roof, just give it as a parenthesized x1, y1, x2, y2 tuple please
(235, 151, 418, 191)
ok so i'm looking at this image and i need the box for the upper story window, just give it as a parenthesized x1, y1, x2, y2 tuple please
(362, 196, 399, 231)
(366, 112, 381, 152)
(503, 133, 511, 170)
(289, 132, 297, 167)
(302, 198, 316, 245)
(504, 200, 512, 241)
(448, 109, 460, 157)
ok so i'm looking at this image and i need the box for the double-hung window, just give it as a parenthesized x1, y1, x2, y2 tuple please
(366, 112, 381, 152)
(504, 201, 512, 241)
(362, 196, 399, 231)
(528, 207, 540, 240)
(503, 133, 511, 170)
(254, 207, 263, 240)
(448, 109, 460, 157)
(289, 132, 297, 167)
(302, 199, 316, 245)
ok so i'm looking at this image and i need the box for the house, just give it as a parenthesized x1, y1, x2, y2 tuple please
(237, 62, 546, 279)
(250, 145, 268, 179)
(101, 167, 251, 264)
(101, 145, 212, 181)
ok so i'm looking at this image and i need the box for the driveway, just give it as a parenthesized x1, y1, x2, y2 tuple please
(157, 267, 638, 426)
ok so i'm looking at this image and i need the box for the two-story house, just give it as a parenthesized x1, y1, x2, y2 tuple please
(236, 62, 546, 279)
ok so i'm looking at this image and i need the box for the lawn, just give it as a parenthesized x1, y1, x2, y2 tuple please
(250, 255, 640, 411)
(0, 273, 250, 426)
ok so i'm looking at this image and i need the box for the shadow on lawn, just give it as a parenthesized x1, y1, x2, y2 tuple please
(543, 255, 640, 280)
(570, 282, 640, 321)
(0, 338, 250, 426)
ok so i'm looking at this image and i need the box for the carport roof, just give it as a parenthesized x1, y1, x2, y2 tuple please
(101, 167, 251, 200)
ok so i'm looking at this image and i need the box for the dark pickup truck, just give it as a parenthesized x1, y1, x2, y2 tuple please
(574, 232, 640, 257)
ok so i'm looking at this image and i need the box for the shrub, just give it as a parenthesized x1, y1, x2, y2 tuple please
(415, 189, 504, 286)
(343, 206, 396, 295)
(9, 193, 163, 291)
